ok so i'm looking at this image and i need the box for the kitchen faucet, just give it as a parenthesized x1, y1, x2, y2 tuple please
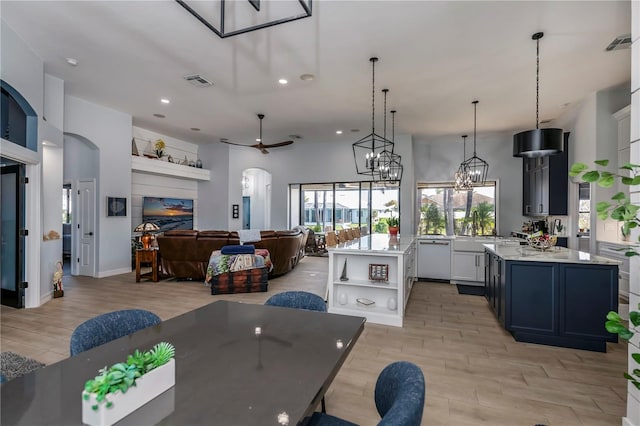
(472, 211, 478, 237)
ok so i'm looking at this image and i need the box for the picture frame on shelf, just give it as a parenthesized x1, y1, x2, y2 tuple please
(368, 263, 388, 282)
(107, 197, 127, 217)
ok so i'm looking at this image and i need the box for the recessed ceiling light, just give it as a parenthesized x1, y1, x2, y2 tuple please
(153, 113, 166, 118)
(65, 57, 78, 66)
(256, 138, 261, 142)
(336, 130, 343, 135)
(288, 134, 303, 139)
(161, 98, 170, 104)
(350, 129, 360, 133)
(190, 127, 200, 131)
(300, 74, 314, 81)
(278, 78, 288, 85)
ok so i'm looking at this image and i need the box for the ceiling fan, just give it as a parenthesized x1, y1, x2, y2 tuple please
(219, 114, 293, 154)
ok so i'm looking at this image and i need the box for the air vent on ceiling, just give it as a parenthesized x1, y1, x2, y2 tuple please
(605, 34, 632, 51)
(183, 74, 214, 87)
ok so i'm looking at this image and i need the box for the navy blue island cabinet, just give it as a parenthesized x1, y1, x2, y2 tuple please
(484, 247, 619, 352)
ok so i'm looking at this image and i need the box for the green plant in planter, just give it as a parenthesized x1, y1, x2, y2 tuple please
(570, 159, 639, 390)
(83, 342, 175, 410)
(386, 216, 399, 228)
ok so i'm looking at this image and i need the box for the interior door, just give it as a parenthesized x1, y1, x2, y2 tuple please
(1, 162, 25, 308)
(78, 180, 96, 276)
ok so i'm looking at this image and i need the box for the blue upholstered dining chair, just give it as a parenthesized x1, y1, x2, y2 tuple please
(70, 309, 162, 356)
(264, 291, 327, 312)
(306, 361, 426, 426)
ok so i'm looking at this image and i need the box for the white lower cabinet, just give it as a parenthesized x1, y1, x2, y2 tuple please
(451, 251, 484, 284)
(327, 238, 414, 327)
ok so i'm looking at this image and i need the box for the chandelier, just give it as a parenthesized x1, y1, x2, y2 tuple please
(462, 100, 489, 185)
(379, 109, 403, 181)
(352, 57, 395, 178)
(454, 135, 472, 191)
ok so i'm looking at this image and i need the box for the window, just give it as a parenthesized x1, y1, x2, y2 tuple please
(417, 181, 497, 236)
(292, 181, 400, 234)
(578, 182, 590, 234)
(62, 184, 72, 224)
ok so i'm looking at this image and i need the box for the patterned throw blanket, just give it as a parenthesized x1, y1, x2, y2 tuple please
(205, 249, 273, 283)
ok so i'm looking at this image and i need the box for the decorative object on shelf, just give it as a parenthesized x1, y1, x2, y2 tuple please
(176, 0, 312, 39)
(527, 233, 557, 251)
(387, 297, 397, 311)
(356, 297, 375, 307)
(167, 155, 173, 163)
(53, 260, 64, 298)
(107, 197, 127, 217)
(338, 292, 348, 305)
(43, 229, 61, 241)
(340, 259, 349, 281)
(369, 263, 389, 282)
(134, 222, 160, 250)
(461, 100, 489, 184)
(454, 135, 472, 191)
(218, 114, 294, 154)
(154, 139, 166, 159)
(131, 138, 139, 156)
(513, 32, 563, 158)
(188, 160, 195, 167)
(82, 342, 175, 426)
(352, 57, 395, 178)
(182, 156, 188, 166)
(196, 159, 202, 168)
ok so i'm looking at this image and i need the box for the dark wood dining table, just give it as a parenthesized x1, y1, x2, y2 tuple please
(0, 300, 366, 425)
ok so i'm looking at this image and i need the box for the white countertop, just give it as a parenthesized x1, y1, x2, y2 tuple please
(483, 243, 621, 265)
(327, 233, 414, 254)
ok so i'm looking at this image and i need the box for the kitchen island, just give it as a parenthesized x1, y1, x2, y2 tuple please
(484, 243, 621, 352)
(327, 234, 415, 327)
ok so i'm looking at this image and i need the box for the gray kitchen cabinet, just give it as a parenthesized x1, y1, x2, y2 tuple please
(522, 132, 569, 216)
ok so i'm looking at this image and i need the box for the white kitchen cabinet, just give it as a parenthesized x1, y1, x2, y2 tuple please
(451, 251, 484, 282)
(327, 234, 415, 327)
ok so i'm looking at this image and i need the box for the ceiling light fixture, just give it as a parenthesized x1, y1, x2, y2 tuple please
(300, 74, 315, 81)
(513, 32, 563, 158)
(352, 57, 394, 178)
(278, 78, 288, 85)
(161, 98, 170, 104)
(176, 0, 312, 39)
(381, 110, 403, 181)
(65, 57, 78, 66)
(454, 135, 472, 191)
(336, 130, 343, 135)
(462, 101, 489, 185)
(378, 90, 403, 182)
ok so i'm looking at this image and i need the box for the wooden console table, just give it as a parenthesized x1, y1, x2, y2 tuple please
(135, 249, 159, 282)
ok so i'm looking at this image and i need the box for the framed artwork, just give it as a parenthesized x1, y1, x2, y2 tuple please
(368, 264, 389, 282)
(107, 197, 127, 217)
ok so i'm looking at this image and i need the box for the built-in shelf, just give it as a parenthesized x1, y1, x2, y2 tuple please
(131, 156, 210, 181)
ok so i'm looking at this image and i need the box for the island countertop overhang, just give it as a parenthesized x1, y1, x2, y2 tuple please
(483, 243, 622, 265)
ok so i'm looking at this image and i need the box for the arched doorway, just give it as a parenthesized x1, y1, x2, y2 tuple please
(241, 168, 272, 230)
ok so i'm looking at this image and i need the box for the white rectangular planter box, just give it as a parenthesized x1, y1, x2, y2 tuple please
(82, 359, 175, 426)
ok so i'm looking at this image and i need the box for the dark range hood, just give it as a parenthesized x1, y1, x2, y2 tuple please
(513, 128, 563, 158)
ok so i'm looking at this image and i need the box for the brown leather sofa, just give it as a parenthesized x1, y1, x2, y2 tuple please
(157, 228, 309, 280)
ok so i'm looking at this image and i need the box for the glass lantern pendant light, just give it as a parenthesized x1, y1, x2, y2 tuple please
(454, 135, 472, 191)
(352, 57, 394, 177)
(378, 89, 403, 182)
(462, 100, 489, 184)
(513, 32, 563, 158)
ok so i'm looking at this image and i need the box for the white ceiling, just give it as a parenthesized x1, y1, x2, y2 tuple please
(1, 1, 631, 147)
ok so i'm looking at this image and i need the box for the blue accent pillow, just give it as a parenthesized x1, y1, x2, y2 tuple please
(221, 244, 255, 255)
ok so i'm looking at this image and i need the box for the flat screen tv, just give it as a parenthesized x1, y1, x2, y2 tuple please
(142, 197, 193, 232)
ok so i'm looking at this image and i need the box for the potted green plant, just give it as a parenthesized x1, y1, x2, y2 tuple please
(82, 342, 175, 426)
(386, 216, 399, 236)
(570, 159, 639, 391)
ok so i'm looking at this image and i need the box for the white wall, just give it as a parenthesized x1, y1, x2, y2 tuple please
(197, 142, 230, 230)
(413, 131, 523, 236)
(64, 96, 132, 277)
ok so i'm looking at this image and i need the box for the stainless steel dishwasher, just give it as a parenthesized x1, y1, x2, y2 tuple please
(417, 238, 452, 281)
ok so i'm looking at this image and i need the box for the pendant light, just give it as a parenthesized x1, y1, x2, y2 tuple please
(513, 32, 563, 158)
(353, 57, 394, 177)
(380, 109, 403, 181)
(462, 100, 489, 184)
(378, 90, 403, 182)
(454, 135, 472, 191)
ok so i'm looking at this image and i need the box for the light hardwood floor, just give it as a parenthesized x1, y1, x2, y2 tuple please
(0, 257, 628, 425)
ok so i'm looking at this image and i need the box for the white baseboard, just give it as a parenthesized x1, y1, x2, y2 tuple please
(97, 267, 133, 278)
(39, 291, 53, 306)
